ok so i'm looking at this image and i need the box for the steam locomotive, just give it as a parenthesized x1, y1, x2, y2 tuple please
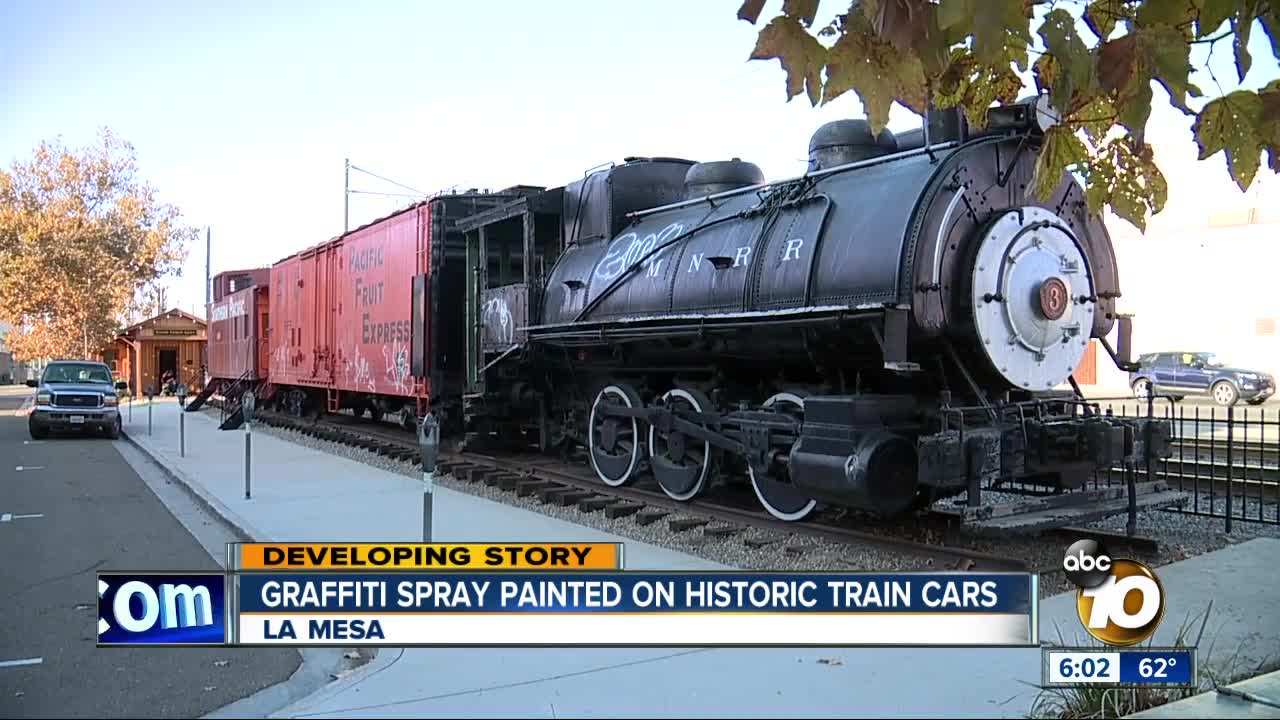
(204, 96, 1173, 524)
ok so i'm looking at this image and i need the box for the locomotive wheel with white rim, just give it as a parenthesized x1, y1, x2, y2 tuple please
(748, 392, 818, 522)
(588, 384, 644, 487)
(648, 387, 715, 501)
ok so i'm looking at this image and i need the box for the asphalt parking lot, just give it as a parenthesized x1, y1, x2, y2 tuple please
(0, 389, 300, 718)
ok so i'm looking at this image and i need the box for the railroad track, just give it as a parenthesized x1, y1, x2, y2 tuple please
(235, 406, 1052, 573)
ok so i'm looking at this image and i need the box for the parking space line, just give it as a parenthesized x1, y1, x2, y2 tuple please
(1, 513, 44, 522)
(14, 466, 46, 471)
(0, 657, 43, 668)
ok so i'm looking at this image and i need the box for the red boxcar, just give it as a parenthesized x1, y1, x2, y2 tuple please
(207, 270, 270, 382)
(266, 191, 531, 427)
(269, 204, 431, 423)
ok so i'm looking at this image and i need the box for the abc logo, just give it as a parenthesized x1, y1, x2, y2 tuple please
(1063, 540, 1165, 646)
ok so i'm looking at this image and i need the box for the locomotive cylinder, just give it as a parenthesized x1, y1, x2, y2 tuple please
(787, 431, 918, 515)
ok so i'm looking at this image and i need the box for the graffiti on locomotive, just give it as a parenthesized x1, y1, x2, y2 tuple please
(594, 222, 685, 281)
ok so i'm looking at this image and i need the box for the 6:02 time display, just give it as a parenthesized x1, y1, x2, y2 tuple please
(1047, 652, 1120, 684)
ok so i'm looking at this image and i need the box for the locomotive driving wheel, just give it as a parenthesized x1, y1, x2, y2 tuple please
(648, 388, 716, 501)
(747, 392, 818, 522)
(588, 384, 644, 487)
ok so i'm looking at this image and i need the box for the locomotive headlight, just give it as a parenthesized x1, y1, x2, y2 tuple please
(1030, 95, 1063, 133)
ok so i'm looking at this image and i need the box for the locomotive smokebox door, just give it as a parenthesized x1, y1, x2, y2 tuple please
(969, 206, 1097, 391)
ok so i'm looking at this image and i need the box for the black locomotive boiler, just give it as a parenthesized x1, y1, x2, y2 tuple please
(463, 97, 1173, 524)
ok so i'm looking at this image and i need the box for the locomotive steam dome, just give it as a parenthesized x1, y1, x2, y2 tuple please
(970, 206, 1097, 391)
(683, 158, 765, 199)
(807, 119, 898, 171)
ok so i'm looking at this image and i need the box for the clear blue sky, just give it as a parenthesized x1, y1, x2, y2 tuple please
(3, 0, 1277, 316)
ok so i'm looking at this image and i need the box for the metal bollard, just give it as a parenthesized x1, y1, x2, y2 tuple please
(176, 384, 187, 458)
(418, 412, 439, 542)
(146, 385, 155, 436)
(243, 391, 255, 499)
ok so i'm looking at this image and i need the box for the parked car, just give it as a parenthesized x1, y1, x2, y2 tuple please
(1129, 352, 1276, 406)
(26, 360, 129, 439)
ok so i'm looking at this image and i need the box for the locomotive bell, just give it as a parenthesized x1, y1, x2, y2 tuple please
(807, 119, 898, 172)
(683, 159, 765, 199)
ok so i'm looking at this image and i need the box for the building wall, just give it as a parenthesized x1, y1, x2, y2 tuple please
(107, 310, 208, 395)
(1077, 139, 1280, 394)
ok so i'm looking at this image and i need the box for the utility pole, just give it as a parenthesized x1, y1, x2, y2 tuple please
(205, 227, 211, 307)
(344, 158, 351, 233)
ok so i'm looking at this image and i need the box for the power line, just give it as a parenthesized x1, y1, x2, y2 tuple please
(347, 189, 428, 199)
(348, 164, 428, 197)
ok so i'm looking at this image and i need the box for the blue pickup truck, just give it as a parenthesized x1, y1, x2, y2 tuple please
(1129, 352, 1275, 406)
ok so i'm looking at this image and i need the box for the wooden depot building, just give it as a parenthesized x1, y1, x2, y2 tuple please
(100, 309, 207, 396)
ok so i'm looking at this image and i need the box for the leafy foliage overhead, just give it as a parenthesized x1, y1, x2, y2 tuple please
(738, 0, 1280, 231)
(0, 130, 193, 361)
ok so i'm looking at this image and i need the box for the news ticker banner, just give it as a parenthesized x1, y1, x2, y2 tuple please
(1043, 648, 1197, 688)
(97, 543, 1039, 647)
(229, 543, 625, 571)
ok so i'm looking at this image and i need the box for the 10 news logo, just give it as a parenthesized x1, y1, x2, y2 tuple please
(1062, 540, 1166, 646)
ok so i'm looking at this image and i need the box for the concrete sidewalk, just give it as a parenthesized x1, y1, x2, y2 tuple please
(121, 400, 1280, 719)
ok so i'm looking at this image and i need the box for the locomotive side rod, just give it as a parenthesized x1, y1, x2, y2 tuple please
(599, 404, 748, 456)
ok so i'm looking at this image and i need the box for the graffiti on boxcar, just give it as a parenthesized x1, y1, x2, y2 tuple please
(382, 338, 410, 394)
(272, 343, 289, 374)
(347, 343, 375, 393)
(593, 221, 685, 282)
(484, 296, 514, 345)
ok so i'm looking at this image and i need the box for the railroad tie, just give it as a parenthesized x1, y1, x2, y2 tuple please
(634, 508, 671, 526)
(496, 473, 522, 491)
(536, 485, 572, 503)
(743, 535, 785, 548)
(702, 524, 740, 538)
(577, 496, 614, 513)
(668, 517, 710, 533)
(551, 490, 594, 507)
(603, 502, 643, 519)
(515, 479, 557, 497)
(784, 544, 819, 555)
(465, 467, 490, 483)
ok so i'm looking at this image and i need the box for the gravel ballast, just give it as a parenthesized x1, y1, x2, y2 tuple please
(230, 414, 1279, 600)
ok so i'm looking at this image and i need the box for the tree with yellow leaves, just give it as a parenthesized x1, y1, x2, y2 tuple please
(0, 129, 194, 361)
(738, 0, 1280, 231)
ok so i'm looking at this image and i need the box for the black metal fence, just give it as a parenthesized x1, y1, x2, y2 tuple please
(1092, 397, 1279, 529)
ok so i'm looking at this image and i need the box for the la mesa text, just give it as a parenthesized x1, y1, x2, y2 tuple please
(258, 578, 1001, 610)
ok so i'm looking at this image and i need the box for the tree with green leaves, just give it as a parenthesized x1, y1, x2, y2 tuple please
(0, 130, 194, 361)
(737, 0, 1280, 230)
